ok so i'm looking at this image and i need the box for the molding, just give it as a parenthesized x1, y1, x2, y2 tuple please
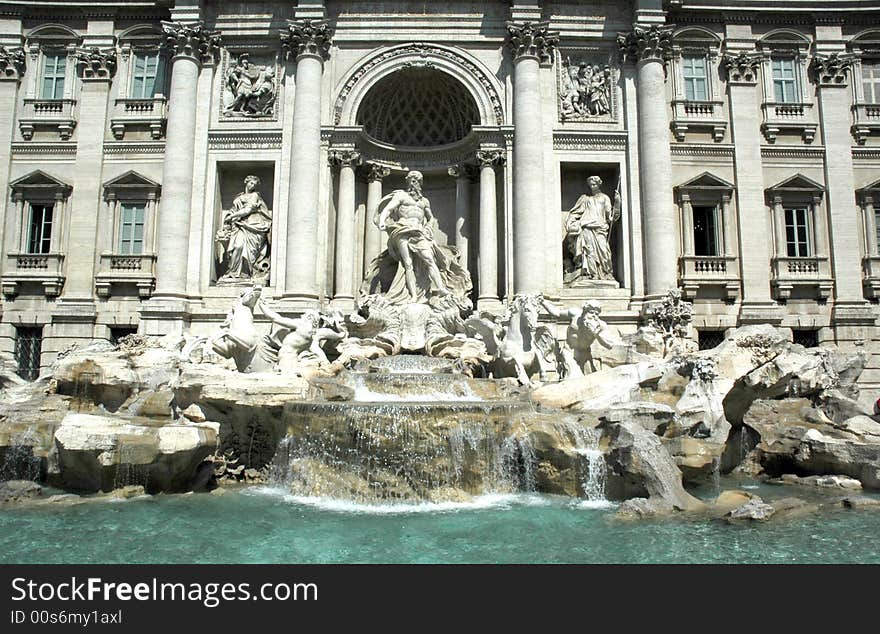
(207, 131, 282, 150)
(103, 141, 166, 155)
(670, 143, 734, 159)
(853, 148, 880, 162)
(11, 142, 76, 156)
(761, 145, 826, 160)
(552, 131, 627, 152)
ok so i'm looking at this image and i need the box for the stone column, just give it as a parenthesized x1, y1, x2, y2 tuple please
(448, 164, 474, 268)
(329, 149, 360, 305)
(281, 19, 333, 302)
(153, 21, 221, 300)
(363, 163, 390, 271)
(506, 21, 558, 295)
(811, 196, 830, 260)
(61, 46, 116, 302)
(477, 150, 505, 306)
(619, 25, 677, 298)
(864, 196, 878, 257)
(680, 194, 694, 256)
(772, 197, 787, 257)
(721, 194, 734, 256)
(722, 50, 778, 320)
(812, 53, 866, 305)
(0, 46, 24, 284)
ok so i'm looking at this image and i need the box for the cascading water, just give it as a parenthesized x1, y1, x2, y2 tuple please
(0, 429, 43, 482)
(561, 421, 607, 504)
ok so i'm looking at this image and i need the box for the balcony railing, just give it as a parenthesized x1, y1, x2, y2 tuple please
(18, 99, 77, 140)
(95, 253, 156, 298)
(2, 252, 65, 297)
(671, 100, 727, 142)
(679, 255, 740, 300)
(771, 255, 832, 300)
(852, 102, 880, 145)
(761, 101, 817, 143)
(110, 97, 167, 140)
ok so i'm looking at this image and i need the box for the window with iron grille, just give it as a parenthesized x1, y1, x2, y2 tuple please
(772, 57, 799, 103)
(27, 204, 53, 254)
(41, 53, 66, 100)
(784, 207, 811, 257)
(683, 55, 708, 101)
(792, 329, 819, 348)
(14, 326, 43, 381)
(862, 59, 880, 104)
(109, 326, 138, 346)
(118, 203, 145, 255)
(698, 329, 725, 351)
(131, 51, 164, 99)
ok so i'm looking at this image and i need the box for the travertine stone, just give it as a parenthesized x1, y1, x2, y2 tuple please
(329, 149, 361, 303)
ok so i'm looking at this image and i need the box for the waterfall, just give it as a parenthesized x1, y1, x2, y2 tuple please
(561, 422, 607, 503)
(347, 373, 481, 403)
(0, 429, 43, 482)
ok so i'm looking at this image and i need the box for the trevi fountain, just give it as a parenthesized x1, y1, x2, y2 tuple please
(1, 168, 879, 563)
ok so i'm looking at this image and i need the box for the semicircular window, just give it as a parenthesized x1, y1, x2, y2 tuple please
(356, 68, 480, 147)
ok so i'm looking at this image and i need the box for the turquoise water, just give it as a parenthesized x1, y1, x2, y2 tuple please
(1, 485, 879, 563)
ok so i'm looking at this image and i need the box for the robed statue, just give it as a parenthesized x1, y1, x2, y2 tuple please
(563, 175, 621, 283)
(215, 175, 272, 284)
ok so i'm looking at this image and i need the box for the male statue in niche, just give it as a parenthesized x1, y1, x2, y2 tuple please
(215, 175, 273, 285)
(563, 175, 621, 284)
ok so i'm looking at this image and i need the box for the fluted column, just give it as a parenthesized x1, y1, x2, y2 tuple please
(281, 19, 333, 302)
(477, 150, 505, 305)
(329, 149, 360, 304)
(363, 163, 390, 271)
(506, 21, 558, 294)
(619, 25, 677, 298)
(153, 21, 220, 299)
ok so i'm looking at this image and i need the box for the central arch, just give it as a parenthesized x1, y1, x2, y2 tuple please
(333, 43, 505, 129)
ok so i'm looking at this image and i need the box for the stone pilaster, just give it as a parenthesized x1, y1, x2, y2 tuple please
(281, 19, 333, 304)
(0, 45, 23, 307)
(448, 163, 476, 273)
(363, 163, 390, 273)
(152, 21, 220, 304)
(476, 150, 505, 307)
(329, 149, 361, 306)
(506, 20, 558, 295)
(721, 49, 780, 322)
(619, 24, 677, 300)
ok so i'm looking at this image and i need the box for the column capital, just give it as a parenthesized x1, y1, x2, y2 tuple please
(810, 52, 855, 88)
(721, 51, 762, 85)
(448, 163, 478, 180)
(328, 149, 361, 168)
(281, 19, 333, 62)
(75, 47, 117, 81)
(476, 149, 506, 168)
(617, 24, 674, 65)
(0, 46, 25, 81)
(364, 162, 391, 182)
(505, 20, 559, 64)
(161, 20, 222, 64)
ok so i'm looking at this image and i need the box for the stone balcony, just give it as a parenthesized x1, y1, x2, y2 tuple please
(852, 102, 880, 145)
(671, 100, 727, 142)
(110, 97, 167, 140)
(94, 253, 156, 298)
(18, 99, 77, 140)
(679, 255, 740, 301)
(2, 252, 65, 297)
(760, 102, 818, 143)
(771, 255, 833, 301)
(862, 255, 880, 300)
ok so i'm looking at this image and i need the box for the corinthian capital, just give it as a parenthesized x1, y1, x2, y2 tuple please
(0, 46, 25, 80)
(365, 163, 391, 182)
(75, 47, 117, 80)
(281, 19, 333, 61)
(328, 149, 361, 168)
(161, 21, 222, 63)
(721, 51, 763, 85)
(506, 21, 559, 64)
(476, 149, 506, 168)
(617, 25, 674, 65)
(810, 53, 855, 87)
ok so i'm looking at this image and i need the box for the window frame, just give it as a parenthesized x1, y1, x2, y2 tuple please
(26, 203, 54, 255)
(118, 201, 146, 255)
(756, 31, 811, 107)
(39, 51, 67, 100)
(784, 205, 812, 258)
(682, 54, 710, 101)
(771, 56, 800, 104)
(101, 171, 161, 258)
(691, 203, 721, 257)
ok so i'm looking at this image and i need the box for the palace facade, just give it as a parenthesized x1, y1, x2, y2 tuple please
(1, 0, 880, 388)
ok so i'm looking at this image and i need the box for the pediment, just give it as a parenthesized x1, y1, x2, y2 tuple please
(858, 178, 880, 193)
(102, 171, 161, 199)
(10, 170, 72, 196)
(766, 173, 825, 194)
(676, 172, 735, 192)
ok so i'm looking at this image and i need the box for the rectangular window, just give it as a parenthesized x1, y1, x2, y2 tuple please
(862, 60, 880, 104)
(130, 51, 163, 99)
(109, 326, 138, 346)
(14, 326, 43, 381)
(27, 204, 53, 255)
(40, 53, 66, 100)
(683, 55, 708, 101)
(772, 58, 799, 103)
(698, 329, 726, 351)
(792, 329, 819, 348)
(118, 203, 146, 255)
(692, 205, 720, 257)
(785, 207, 811, 257)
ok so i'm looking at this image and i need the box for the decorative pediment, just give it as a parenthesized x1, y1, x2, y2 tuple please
(858, 178, 880, 204)
(102, 170, 161, 200)
(676, 172, 735, 193)
(766, 173, 825, 195)
(9, 170, 72, 198)
(858, 178, 880, 193)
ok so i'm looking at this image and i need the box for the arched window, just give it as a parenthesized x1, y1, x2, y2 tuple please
(670, 27, 726, 142)
(19, 25, 81, 140)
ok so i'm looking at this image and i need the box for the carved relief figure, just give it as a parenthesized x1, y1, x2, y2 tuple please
(559, 59, 612, 121)
(563, 175, 621, 283)
(223, 54, 276, 117)
(215, 175, 272, 285)
(362, 170, 471, 305)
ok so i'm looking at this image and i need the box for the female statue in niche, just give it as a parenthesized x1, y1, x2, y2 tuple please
(563, 175, 621, 283)
(215, 175, 272, 285)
